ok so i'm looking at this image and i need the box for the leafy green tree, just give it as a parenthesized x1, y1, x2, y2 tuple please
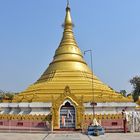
(127, 93, 132, 97)
(5, 93, 14, 100)
(120, 90, 127, 97)
(130, 76, 140, 102)
(0, 90, 18, 102)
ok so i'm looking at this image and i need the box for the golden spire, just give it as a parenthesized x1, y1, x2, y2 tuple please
(59, 0, 76, 48)
(36, 1, 91, 82)
(64, 0, 73, 27)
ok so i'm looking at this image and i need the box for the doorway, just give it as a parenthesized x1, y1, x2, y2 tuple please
(60, 101, 75, 129)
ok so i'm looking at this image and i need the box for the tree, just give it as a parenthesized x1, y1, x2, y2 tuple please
(0, 90, 18, 102)
(127, 93, 132, 97)
(5, 93, 14, 100)
(130, 76, 140, 102)
(120, 90, 127, 97)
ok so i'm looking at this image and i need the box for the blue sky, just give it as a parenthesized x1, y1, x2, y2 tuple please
(0, 0, 140, 93)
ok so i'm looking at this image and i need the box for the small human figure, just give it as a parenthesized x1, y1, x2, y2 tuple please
(122, 109, 127, 133)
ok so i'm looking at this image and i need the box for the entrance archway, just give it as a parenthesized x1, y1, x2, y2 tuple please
(60, 101, 75, 129)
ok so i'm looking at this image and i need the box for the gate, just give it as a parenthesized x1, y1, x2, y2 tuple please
(60, 101, 75, 129)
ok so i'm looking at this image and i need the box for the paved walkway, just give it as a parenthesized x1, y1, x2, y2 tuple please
(45, 133, 89, 140)
(0, 132, 140, 140)
(45, 133, 140, 140)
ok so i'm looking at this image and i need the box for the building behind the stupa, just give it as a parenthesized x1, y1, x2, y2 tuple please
(0, 2, 138, 131)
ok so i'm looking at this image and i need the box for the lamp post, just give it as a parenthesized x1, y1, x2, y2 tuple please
(84, 50, 96, 118)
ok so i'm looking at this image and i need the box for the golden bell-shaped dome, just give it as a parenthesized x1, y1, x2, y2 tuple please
(37, 3, 91, 83)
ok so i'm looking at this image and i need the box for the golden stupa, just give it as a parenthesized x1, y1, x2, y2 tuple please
(12, 2, 133, 129)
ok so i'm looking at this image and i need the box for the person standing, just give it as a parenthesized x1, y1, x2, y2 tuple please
(122, 109, 127, 133)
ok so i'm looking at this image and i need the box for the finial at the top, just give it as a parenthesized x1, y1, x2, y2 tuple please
(66, 0, 70, 11)
(67, 0, 70, 7)
(63, 0, 74, 27)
